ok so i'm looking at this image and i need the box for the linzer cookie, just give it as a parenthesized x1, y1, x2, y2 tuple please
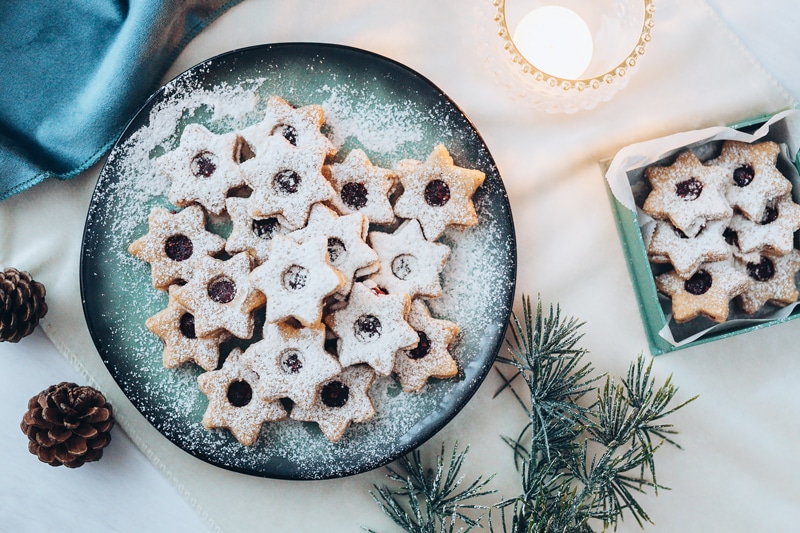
(368, 219, 450, 298)
(326, 282, 418, 376)
(725, 195, 800, 259)
(172, 252, 265, 339)
(393, 144, 485, 241)
(647, 220, 730, 279)
(708, 140, 791, 222)
(128, 205, 226, 290)
(289, 364, 377, 442)
(393, 299, 459, 393)
(145, 286, 231, 371)
(655, 260, 750, 323)
(156, 124, 246, 215)
(643, 150, 732, 238)
(326, 149, 397, 225)
(197, 348, 287, 446)
(734, 251, 800, 314)
(225, 196, 288, 265)
(245, 322, 341, 410)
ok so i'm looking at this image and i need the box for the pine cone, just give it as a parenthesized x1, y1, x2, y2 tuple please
(0, 267, 48, 342)
(20, 382, 114, 468)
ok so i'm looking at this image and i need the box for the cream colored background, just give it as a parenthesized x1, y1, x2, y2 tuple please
(2, 1, 799, 531)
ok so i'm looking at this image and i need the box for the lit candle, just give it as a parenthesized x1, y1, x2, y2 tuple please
(512, 6, 594, 80)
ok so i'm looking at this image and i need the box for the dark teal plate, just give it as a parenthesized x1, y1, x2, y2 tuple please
(81, 43, 516, 479)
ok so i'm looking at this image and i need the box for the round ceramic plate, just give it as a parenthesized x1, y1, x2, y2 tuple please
(81, 43, 516, 479)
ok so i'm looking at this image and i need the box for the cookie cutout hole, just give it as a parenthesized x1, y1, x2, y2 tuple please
(227, 380, 253, 407)
(271, 124, 298, 146)
(327, 237, 346, 265)
(273, 170, 301, 194)
(341, 182, 368, 209)
(252, 217, 281, 240)
(282, 265, 308, 291)
(407, 331, 431, 360)
(760, 205, 779, 225)
(675, 178, 703, 201)
(733, 164, 754, 187)
(321, 380, 349, 408)
(179, 313, 196, 339)
(747, 256, 775, 282)
(191, 151, 218, 178)
(684, 270, 712, 296)
(723, 228, 740, 249)
(425, 179, 451, 207)
(208, 277, 237, 304)
(164, 234, 193, 261)
(354, 314, 382, 342)
(391, 254, 417, 280)
(280, 350, 303, 374)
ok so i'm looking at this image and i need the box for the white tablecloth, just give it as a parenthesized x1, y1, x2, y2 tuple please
(2, 1, 799, 531)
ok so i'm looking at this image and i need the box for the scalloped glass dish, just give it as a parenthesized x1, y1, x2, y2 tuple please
(80, 43, 516, 479)
(478, 0, 656, 113)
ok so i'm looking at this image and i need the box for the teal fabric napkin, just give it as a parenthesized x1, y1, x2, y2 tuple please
(0, 0, 243, 201)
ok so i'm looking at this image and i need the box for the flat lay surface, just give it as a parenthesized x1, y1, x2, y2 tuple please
(2, 1, 800, 532)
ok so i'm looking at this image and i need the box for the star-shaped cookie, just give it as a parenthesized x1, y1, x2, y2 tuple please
(726, 195, 800, 258)
(647, 220, 731, 279)
(241, 95, 335, 163)
(709, 140, 792, 221)
(225, 196, 289, 265)
(393, 299, 459, 392)
(290, 364, 376, 442)
(326, 149, 397, 225)
(734, 251, 800, 314)
(156, 123, 246, 215)
(172, 253, 265, 339)
(249, 235, 345, 326)
(655, 260, 750, 323)
(368, 220, 450, 298)
(240, 134, 336, 229)
(327, 282, 418, 376)
(128, 205, 226, 290)
(642, 150, 732, 238)
(197, 348, 287, 446)
(245, 322, 341, 409)
(393, 144, 485, 241)
(145, 286, 231, 371)
(288, 204, 378, 295)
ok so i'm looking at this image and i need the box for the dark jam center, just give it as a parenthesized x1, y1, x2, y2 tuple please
(274, 170, 301, 194)
(252, 217, 281, 240)
(424, 179, 451, 207)
(733, 164, 755, 187)
(321, 380, 349, 408)
(684, 270, 712, 296)
(747, 256, 776, 282)
(760, 205, 779, 225)
(273, 124, 297, 146)
(164, 234, 193, 261)
(179, 313, 196, 339)
(327, 238, 346, 265)
(283, 265, 308, 291)
(208, 278, 236, 304)
(391, 254, 416, 280)
(354, 314, 382, 342)
(281, 351, 303, 374)
(341, 182, 368, 209)
(191, 151, 217, 178)
(675, 178, 703, 201)
(227, 380, 253, 407)
(723, 228, 740, 248)
(407, 331, 431, 360)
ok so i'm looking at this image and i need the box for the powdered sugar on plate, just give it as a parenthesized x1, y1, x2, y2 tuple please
(81, 44, 515, 479)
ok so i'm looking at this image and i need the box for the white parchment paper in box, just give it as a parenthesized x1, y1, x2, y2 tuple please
(605, 109, 800, 347)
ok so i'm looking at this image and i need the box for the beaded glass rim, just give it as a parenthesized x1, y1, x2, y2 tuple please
(493, 0, 656, 92)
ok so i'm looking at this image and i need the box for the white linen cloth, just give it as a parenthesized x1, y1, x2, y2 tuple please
(2, 0, 799, 531)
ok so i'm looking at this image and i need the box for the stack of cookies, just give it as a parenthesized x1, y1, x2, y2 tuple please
(128, 96, 485, 444)
(642, 140, 800, 323)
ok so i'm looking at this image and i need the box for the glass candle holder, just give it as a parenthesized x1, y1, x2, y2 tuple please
(478, 0, 656, 114)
